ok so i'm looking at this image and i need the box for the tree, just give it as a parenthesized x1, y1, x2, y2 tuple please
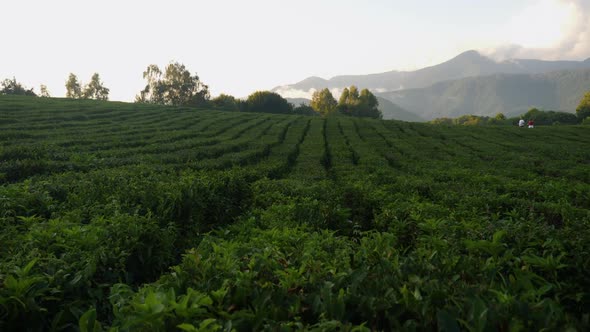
(0, 77, 36, 96)
(310, 88, 337, 116)
(338, 87, 350, 105)
(336, 86, 381, 118)
(82, 73, 109, 100)
(348, 86, 360, 103)
(576, 91, 590, 122)
(522, 108, 578, 125)
(245, 91, 293, 114)
(495, 113, 506, 120)
(65, 73, 82, 98)
(293, 103, 318, 116)
(358, 88, 381, 119)
(211, 94, 239, 111)
(39, 84, 51, 98)
(136, 62, 210, 106)
(136, 65, 164, 104)
(455, 114, 485, 125)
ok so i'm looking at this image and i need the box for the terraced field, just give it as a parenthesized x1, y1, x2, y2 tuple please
(1, 95, 589, 331)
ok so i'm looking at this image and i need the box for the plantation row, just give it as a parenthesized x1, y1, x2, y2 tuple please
(1, 95, 589, 331)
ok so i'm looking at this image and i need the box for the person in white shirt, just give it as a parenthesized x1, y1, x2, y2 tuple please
(518, 119, 525, 127)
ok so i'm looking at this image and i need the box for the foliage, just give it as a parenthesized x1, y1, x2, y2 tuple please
(455, 114, 487, 125)
(0, 95, 589, 330)
(65, 73, 83, 98)
(66, 73, 110, 100)
(39, 85, 50, 98)
(576, 91, 590, 121)
(293, 103, 318, 116)
(311, 88, 337, 116)
(430, 108, 579, 126)
(336, 86, 381, 119)
(211, 94, 239, 111)
(82, 73, 109, 100)
(244, 91, 293, 114)
(136, 62, 210, 106)
(522, 108, 579, 125)
(1, 77, 36, 96)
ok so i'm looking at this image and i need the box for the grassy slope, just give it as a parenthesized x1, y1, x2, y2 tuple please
(1, 95, 589, 330)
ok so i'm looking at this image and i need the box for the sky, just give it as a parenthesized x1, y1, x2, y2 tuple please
(2, 0, 589, 101)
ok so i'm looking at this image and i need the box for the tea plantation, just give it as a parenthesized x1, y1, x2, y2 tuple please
(1, 95, 589, 331)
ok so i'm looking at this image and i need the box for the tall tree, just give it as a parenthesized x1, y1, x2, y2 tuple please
(576, 91, 590, 121)
(136, 65, 164, 104)
(136, 62, 209, 106)
(495, 112, 506, 120)
(336, 85, 381, 119)
(0, 77, 36, 96)
(310, 88, 337, 116)
(39, 84, 51, 97)
(338, 87, 350, 105)
(358, 88, 381, 118)
(83, 73, 109, 100)
(338, 85, 360, 109)
(65, 73, 82, 98)
(348, 86, 360, 103)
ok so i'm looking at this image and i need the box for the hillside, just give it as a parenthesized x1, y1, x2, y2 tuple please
(376, 96, 424, 121)
(1, 95, 589, 330)
(273, 50, 590, 97)
(378, 69, 590, 119)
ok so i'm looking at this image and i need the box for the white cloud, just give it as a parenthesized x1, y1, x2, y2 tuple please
(274, 87, 316, 99)
(374, 88, 390, 93)
(483, 0, 590, 60)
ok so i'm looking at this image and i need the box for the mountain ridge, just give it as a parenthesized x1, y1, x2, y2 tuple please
(273, 50, 590, 96)
(273, 50, 590, 120)
(377, 68, 590, 120)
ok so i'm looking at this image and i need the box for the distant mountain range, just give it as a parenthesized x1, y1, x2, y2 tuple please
(273, 50, 590, 120)
(378, 69, 590, 119)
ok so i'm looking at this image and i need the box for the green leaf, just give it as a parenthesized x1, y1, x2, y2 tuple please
(177, 323, 198, 332)
(21, 258, 38, 276)
(79, 308, 102, 332)
(492, 230, 506, 243)
(437, 309, 460, 332)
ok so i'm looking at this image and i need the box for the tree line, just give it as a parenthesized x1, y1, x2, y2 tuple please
(3, 60, 590, 123)
(311, 86, 381, 118)
(0, 73, 110, 100)
(430, 104, 590, 126)
(65, 73, 109, 100)
(0, 78, 48, 97)
(0, 62, 378, 119)
(128, 62, 383, 118)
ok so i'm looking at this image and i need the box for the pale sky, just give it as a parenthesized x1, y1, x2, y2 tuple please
(2, 0, 589, 101)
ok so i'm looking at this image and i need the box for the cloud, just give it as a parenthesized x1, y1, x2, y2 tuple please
(482, 0, 590, 61)
(374, 88, 391, 93)
(274, 87, 345, 100)
(273, 86, 317, 99)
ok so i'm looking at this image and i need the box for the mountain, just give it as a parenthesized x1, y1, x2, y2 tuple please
(375, 97, 424, 122)
(377, 69, 590, 119)
(273, 50, 590, 98)
(285, 97, 423, 122)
